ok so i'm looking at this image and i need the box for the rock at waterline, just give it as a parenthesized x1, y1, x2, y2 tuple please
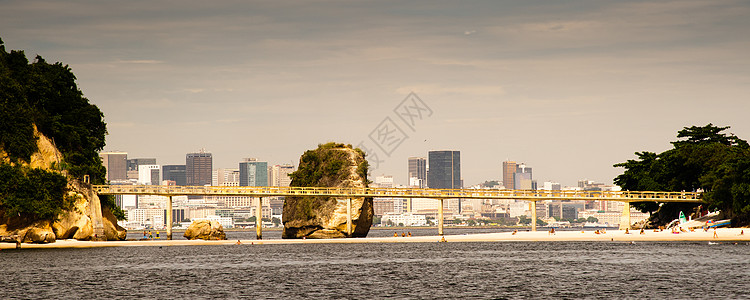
(282, 143, 373, 239)
(184, 220, 226, 240)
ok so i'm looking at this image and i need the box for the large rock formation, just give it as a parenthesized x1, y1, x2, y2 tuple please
(184, 220, 226, 240)
(0, 127, 126, 243)
(282, 143, 373, 239)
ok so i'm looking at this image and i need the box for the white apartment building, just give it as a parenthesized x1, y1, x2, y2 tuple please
(381, 212, 428, 226)
(126, 208, 166, 229)
(138, 165, 161, 185)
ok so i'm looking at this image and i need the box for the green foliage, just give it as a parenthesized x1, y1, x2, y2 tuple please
(0, 164, 71, 220)
(289, 142, 369, 188)
(614, 124, 750, 225)
(0, 39, 107, 184)
(0, 38, 118, 220)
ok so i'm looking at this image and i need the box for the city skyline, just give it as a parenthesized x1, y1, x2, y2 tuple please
(2, 1, 749, 187)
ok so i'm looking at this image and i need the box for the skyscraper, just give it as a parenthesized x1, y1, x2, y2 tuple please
(137, 165, 161, 185)
(239, 158, 268, 186)
(427, 150, 461, 189)
(514, 164, 533, 190)
(186, 150, 212, 186)
(127, 158, 156, 180)
(162, 165, 187, 186)
(99, 152, 128, 182)
(269, 164, 295, 187)
(407, 157, 427, 188)
(502, 161, 517, 190)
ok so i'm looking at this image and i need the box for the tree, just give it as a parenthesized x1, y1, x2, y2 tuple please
(536, 219, 547, 226)
(272, 217, 281, 227)
(614, 124, 750, 226)
(586, 216, 599, 223)
(518, 215, 531, 225)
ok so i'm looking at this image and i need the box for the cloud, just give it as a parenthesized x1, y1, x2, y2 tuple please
(396, 84, 505, 97)
(116, 59, 164, 64)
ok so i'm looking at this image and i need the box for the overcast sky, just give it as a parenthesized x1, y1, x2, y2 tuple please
(2, 0, 749, 187)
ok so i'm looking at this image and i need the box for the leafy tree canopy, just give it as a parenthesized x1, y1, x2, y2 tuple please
(614, 124, 750, 226)
(0, 37, 107, 183)
(0, 38, 122, 220)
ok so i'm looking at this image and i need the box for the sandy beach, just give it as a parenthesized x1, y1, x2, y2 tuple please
(2, 228, 748, 250)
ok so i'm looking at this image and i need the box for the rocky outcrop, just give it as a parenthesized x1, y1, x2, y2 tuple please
(52, 191, 94, 240)
(102, 206, 127, 241)
(282, 143, 373, 239)
(1, 127, 127, 243)
(184, 220, 226, 240)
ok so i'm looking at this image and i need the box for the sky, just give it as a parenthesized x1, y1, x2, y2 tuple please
(1, 0, 749, 187)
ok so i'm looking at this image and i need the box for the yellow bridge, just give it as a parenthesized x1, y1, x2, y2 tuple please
(93, 185, 703, 239)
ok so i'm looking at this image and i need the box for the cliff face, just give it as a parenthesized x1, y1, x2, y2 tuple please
(282, 143, 373, 239)
(0, 127, 126, 243)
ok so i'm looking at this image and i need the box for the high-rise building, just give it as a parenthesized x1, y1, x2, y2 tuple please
(99, 152, 128, 182)
(239, 158, 268, 186)
(514, 164, 533, 190)
(502, 161, 517, 190)
(137, 165, 161, 185)
(407, 157, 427, 188)
(186, 150, 212, 186)
(427, 150, 461, 189)
(269, 164, 295, 187)
(162, 165, 187, 186)
(127, 158, 157, 180)
(213, 168, 240, 186)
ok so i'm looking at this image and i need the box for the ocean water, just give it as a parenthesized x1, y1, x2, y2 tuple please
(2, 231, 749, 299)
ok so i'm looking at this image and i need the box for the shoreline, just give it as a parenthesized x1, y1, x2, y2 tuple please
(2, 228, 748, 250)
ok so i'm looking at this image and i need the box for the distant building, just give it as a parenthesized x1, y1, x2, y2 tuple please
(186, 150, 212, 186)
(269, 164, 295, 187)
(162, 165, 187, 186)
(381, 212, 427, 227)
(126, 158, 157, 180)
(502, 161, 517, 190)
(213, 168, 240, 186)
(239, 158, 268, 186)
(542, 181, 561, 190)
(99, 152, 128, 182)
(373, 175, 394, 188)
(427, 150, 461, 189)
(138, 165, 161, 185)
(514, 164, 533, 190)
(407, 157, 427, 188)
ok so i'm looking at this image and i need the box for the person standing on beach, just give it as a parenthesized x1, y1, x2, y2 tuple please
(713, 228, 718, 239)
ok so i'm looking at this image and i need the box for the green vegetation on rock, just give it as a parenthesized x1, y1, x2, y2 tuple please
(614, 124, 750, 226)
(0, 164, 72, 220)
(289, 142, 370, 188)
(0, 37, 107, 183)
(0, 38, 122, 221)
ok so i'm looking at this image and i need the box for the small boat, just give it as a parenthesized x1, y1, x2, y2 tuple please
(706, 219, 731, 228)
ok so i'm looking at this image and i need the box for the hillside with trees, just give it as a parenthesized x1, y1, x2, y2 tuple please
(614, 124, 750, 227)
(0, 37, 123, 226)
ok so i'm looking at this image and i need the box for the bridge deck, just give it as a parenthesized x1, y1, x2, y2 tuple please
(92, 185, 702, 203)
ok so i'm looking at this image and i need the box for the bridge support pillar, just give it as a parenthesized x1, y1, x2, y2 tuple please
(619, 202, 631, 230)
(256, 197, 263, 240)
(531, 201, 537, 232)
(346, 198, 352, 237)
(167, 196, 173, 240)
(438, 199, 444, 236)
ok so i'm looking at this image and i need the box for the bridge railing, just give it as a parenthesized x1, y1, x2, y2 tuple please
(92, 185, 702, 202)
